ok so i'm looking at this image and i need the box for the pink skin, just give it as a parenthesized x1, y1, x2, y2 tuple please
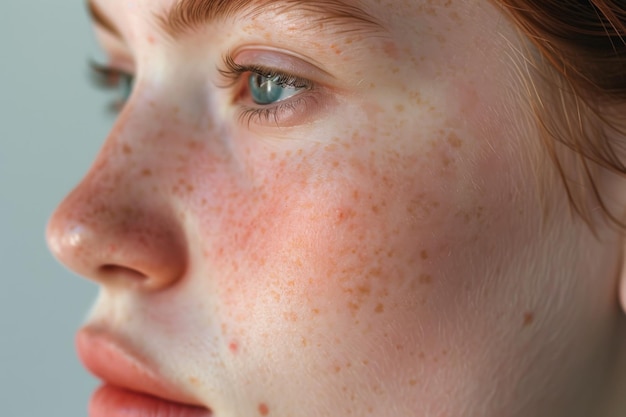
(47, 0, 626, 416)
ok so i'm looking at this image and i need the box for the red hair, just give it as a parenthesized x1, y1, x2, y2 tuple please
(495, 0, 626, 227)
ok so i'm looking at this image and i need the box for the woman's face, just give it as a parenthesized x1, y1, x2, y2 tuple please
(47, 0, 625, 416)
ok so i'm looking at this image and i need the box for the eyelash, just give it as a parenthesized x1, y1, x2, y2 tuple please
(88, 60, 134, 113)
(218, 54, 316, 126)
(88, 55, 317, 125)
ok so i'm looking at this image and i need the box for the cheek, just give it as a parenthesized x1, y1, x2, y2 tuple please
(185, 112, 531, 344)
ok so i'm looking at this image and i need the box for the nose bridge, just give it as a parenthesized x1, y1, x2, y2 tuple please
(46, 97, 200, 292)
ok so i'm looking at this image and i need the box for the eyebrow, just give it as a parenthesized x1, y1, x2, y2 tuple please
(87, 0, 123, 39)
(160, 0, 385, 38)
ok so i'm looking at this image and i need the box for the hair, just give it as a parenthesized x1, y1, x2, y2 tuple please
(493, 0, 626, 229)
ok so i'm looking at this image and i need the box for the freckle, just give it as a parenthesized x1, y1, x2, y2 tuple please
(523, 312, 535, 327)
(283, 311, 298, 322)
(347, 301, 360, 313)
(357, 285, 371, 295)
(394, 104, 405, 112)
(383, 41, 399, 59)
(312, 308, 320, 315)
(123, 144, 132, 154)
(258, 403, 270, 416)
(420, 250, 429, 260)
(188, 376, 200, 386)
(375, 303, 385, 313)
(334, 365, 342, 373)
(419, 274, 433, 284)
(447, 132, 463, 148)
(409, 379, 417, 386)
(141, 169, 152, 177)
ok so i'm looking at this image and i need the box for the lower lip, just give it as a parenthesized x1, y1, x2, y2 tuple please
(90, 385, 212, 417)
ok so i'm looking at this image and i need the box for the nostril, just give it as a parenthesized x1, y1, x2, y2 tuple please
(99, 264, 148, 282)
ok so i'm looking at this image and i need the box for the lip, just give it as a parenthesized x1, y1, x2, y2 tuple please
(76, 326, 212, 417)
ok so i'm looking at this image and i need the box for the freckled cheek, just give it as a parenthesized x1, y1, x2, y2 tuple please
(194, 142, 457, 314)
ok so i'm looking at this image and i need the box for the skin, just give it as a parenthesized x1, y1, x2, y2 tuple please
(47, 0, 626, 416)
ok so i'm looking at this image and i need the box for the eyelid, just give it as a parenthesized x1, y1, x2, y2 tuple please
(228, 47, 337, 86)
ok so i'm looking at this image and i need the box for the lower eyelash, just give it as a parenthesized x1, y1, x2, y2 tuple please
(237, 95, 317, 127)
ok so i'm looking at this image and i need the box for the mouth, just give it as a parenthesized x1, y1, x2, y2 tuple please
(76, 326, 213, 417)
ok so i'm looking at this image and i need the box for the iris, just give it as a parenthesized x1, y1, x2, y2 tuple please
(248, 74, 297, 105)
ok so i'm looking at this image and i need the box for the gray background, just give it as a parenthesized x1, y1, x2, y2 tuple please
(1, 1, 115, 416)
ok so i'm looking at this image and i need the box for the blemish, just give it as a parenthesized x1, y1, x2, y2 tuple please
(283, 311, 298, 322)
(229, 341, 239, 354)
(447, 132, 463, 148)
(122, 144, 133, 155)
(420, 250, 429, 260)
(141, 169, 152, 177)
(383, 41, 399, 59)
(258, 403, 270, 416)
(335, 208, 356, 223)
(374, 303, 385, 313)
(347, 301, 360, 313)
(188, 376, 201, 386)
(357, 285, 371, 295)
(419, 274, 433, 285)
(523, 312, 535, 327)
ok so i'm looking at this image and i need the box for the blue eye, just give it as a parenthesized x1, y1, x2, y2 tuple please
(89, 60, 135, 111)
(248, 73, 300, 105)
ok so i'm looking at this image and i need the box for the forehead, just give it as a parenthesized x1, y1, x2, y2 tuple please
(90, 0, 483, 36)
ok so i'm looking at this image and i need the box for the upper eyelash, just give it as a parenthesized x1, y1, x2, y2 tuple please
(88, 60, 131, 89)
(218, 54, 313, 91)
(88, 59, 133, 112)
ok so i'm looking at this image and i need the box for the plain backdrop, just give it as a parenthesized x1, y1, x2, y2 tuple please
(1, 1, 115, 416)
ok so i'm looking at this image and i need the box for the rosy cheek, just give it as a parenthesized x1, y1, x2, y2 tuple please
(187, 129, 455, 326)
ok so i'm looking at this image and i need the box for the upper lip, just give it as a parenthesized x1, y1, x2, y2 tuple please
(76, 325, 207, 408)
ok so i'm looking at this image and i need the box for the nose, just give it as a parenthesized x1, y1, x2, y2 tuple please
(46, 118, 188, 292)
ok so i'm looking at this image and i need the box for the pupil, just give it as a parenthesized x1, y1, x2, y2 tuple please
(250, 74, 283, 104)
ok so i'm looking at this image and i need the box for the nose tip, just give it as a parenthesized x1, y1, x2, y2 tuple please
(46, 183, 188, 292)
